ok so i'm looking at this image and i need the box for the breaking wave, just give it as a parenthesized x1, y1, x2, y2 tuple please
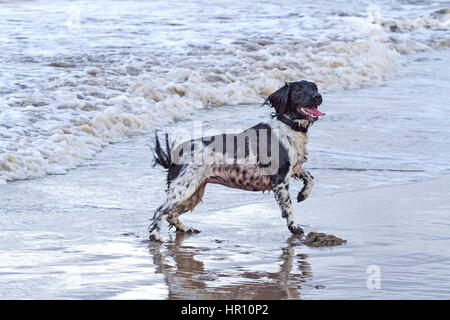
(0, 1, 449, 183)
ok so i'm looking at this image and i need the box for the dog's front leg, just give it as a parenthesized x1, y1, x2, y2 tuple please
(273, 182, 304, 236)
(296, 170, 314, 202)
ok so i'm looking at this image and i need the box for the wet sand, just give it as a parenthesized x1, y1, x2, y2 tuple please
(150, 174, 450, 299)
(1, 126, 450, 299)
(1, 0, 449, 300)
(2, 49, 450, 299)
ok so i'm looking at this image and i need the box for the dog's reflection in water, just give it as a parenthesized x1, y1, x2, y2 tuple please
(149, 233, 313, 299)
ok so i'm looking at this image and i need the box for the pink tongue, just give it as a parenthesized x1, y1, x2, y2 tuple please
(303, 107, 325, 116)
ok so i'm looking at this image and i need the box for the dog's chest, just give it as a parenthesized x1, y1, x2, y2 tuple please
(277, 127, 308, 176)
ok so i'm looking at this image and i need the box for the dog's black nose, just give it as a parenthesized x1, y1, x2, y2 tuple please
(313, 93, 322, 104)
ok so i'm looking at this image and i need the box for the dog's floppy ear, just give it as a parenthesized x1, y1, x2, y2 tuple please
(268, 83, 291, 116)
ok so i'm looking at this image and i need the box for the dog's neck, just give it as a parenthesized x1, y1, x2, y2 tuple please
(276, 115, 310, 133)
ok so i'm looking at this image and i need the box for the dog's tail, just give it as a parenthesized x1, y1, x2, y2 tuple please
(152, 131, 173, 169)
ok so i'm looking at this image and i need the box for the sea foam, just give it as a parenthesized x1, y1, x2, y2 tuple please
(0, 4, 448, 183)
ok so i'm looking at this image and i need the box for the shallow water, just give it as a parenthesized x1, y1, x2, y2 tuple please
(1, 0, 450, 299)
(1, 48, 450, 299)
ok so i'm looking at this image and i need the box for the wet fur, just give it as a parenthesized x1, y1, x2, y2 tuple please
(150, 81, 321, 242)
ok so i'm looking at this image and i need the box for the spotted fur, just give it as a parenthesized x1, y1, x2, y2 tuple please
(150, 81, 323, 242)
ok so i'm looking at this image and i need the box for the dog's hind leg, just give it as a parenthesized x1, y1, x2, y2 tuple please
(149, 205, 168, 242)
(166, 182, 206, 233)
(149, 166, 206, 241)
(273, 182, 304, 236)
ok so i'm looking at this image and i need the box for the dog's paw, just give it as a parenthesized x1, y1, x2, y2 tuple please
(288, 224, 304, 236)
(297, 192, 306, 202)
(176, 227, 201, 234)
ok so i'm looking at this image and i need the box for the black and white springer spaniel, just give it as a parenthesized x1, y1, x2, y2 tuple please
(150, 80, 325, 242)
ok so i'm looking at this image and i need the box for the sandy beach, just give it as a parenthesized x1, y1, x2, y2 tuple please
(1, 121, 449, 299)
(1, 0, 449, 300)
(1, 48, 450, 299)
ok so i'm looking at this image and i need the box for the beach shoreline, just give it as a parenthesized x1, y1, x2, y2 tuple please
(1, 0, 449, 300)
(1, 126, 449, 299)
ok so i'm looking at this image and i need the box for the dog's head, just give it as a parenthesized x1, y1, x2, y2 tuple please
(267, 80, 325, 122)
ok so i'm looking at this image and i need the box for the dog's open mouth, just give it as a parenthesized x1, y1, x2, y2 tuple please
(297, 106, 326, 119)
